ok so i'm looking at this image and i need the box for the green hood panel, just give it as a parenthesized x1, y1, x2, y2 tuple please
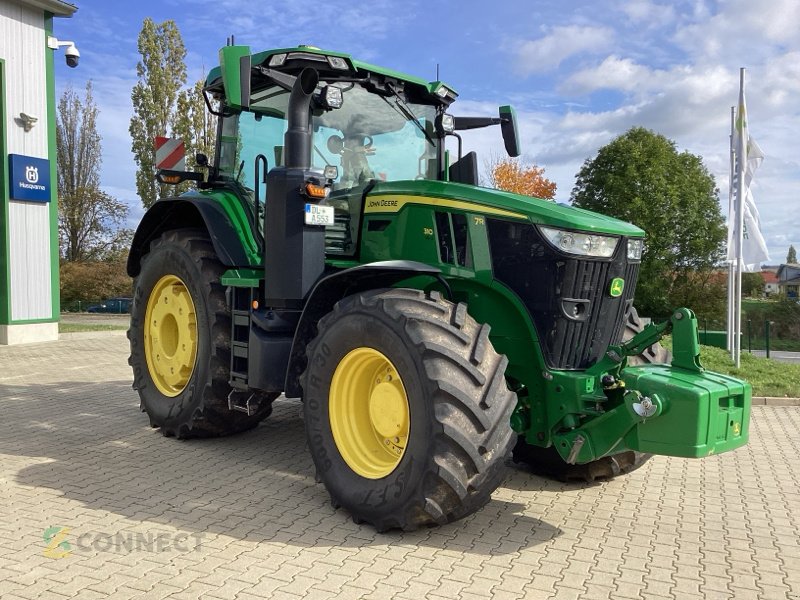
(368, 181, 645, 237)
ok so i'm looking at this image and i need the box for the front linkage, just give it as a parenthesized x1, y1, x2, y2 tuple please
(512, 308, 751, 465)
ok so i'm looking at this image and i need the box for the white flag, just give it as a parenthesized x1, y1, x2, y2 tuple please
(727, 76, 770, 271)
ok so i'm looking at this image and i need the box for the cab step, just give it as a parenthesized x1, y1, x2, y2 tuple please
(227, 390, 261, 416)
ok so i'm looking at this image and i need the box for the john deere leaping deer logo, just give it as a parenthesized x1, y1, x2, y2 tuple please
(609, 277, 625, 298)
(25, 165, 39, 184)
(43, 526, 72, 559)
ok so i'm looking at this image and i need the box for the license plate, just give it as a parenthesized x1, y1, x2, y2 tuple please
(304, 203, 335, 226)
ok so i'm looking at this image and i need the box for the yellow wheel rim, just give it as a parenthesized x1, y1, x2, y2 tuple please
(144, 274, 198, 397)
(329, 348, 410, 479)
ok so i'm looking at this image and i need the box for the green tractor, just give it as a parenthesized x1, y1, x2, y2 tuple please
(127, 43, 751, 531)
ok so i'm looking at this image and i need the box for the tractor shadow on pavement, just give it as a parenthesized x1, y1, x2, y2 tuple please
(2, 380, 562, 554)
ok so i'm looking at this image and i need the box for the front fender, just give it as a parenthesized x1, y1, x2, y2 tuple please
(284, 261, 443, 398)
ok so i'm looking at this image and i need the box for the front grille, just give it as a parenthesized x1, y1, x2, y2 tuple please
(487, 220, 639, 370)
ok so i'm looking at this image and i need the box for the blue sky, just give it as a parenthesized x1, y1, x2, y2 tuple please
(52, 0, 800, 263)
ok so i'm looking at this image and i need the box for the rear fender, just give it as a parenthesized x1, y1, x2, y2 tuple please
(127, 196, 256, 277)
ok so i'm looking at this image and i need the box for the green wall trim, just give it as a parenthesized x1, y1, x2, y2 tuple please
(5, 317, 57, 325)
(44, 13, 60, 320)
(0, 58, 9, 324)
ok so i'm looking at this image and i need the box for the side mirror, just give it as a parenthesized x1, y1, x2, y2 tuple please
(499, 105, 520, 157)
(195, 153, 209, 167)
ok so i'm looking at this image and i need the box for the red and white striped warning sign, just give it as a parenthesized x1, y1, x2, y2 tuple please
(155, 137, 186, 171)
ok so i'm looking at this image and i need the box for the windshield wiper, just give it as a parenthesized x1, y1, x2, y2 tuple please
(381, 85, 435, 147)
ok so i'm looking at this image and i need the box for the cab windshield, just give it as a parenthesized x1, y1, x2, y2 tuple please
(215, 80, 439, 256)
(217, 82, 439, 192)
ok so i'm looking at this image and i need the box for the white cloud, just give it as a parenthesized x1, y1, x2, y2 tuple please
(562, 56, 657, 94)
(674, 0, 800, 63)
(515, 25, 614, 74)
(620, 0, 676, 25)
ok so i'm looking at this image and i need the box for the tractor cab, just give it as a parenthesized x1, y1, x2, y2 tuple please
(202, 45, 518, 258)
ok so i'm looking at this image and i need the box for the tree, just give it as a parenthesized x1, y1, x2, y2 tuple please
(60, 259, 132, 305)
(172, 79, 217, 191)
(571, 127, 726, 318)
(741, 272, 764, 297)
(56, 83, 128, 261)
(788, 245, 797, 264)
(487, 157, 556, 199)
(129, 18, 187, 208)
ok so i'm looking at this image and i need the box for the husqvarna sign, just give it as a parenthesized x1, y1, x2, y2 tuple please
(9, 154, 50, 202)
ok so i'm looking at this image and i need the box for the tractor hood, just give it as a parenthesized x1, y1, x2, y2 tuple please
(365, 180, 645, 237)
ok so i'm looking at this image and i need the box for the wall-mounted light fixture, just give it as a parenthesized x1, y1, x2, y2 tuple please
(16, 112, 38, 131)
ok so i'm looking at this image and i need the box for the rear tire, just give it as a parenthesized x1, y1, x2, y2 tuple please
(128, 228, 276, 438)
(302, 289, 516, 531)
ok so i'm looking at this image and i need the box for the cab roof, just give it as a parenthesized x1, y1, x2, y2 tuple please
(206, 45, 458, 104)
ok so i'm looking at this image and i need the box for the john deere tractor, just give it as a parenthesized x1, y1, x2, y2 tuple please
(127, 43, 751, 531)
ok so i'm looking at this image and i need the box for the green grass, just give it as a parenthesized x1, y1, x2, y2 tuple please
(662, 336, 800, 398)
(59, 323, 128, 333)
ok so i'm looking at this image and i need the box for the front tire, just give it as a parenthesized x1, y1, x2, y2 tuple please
(512, 305, 660, 481)
(624, 306, 672, 365)
(511, 441, 650, 482)
(128, 228, 276, 438)
(302, 289, 516, 531)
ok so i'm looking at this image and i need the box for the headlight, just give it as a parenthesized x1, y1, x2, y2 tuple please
(627, 239, 644, 260)
(540, 226, 618, 258)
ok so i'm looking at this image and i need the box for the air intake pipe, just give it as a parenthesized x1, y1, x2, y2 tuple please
(284, 68, 319, 169)
(264, 67, 325, 309)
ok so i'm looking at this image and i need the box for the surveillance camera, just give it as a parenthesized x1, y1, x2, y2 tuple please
(48, 37, 81, 68)
(64, 44, 80, 68)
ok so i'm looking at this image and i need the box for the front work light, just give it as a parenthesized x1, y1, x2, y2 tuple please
(268, 53, 287, 67)
(320, 85, 343, 109)
(439, 113, 455, 133)
(327, 56, 349, 70)
(540, 226, 618, 258)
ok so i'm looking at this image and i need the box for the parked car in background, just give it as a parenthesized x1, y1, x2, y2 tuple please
(87, 297, 132, 313)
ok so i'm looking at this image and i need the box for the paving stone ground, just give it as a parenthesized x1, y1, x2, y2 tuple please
(1, 332, 799, 600)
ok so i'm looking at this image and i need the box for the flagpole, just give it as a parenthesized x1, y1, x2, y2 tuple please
(734, 68, 746, 368)
(727, 106, 735, 354)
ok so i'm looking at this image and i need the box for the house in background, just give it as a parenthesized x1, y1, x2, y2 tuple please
(777, 263, 800, 300)
(762, 270, 780, 296)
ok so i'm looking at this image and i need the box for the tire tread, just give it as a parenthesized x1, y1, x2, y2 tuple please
(129, 228, 277, 438)
(304, 287, 516, 531)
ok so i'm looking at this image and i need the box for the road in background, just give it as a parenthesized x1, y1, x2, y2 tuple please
(59, 313, 130, 328)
